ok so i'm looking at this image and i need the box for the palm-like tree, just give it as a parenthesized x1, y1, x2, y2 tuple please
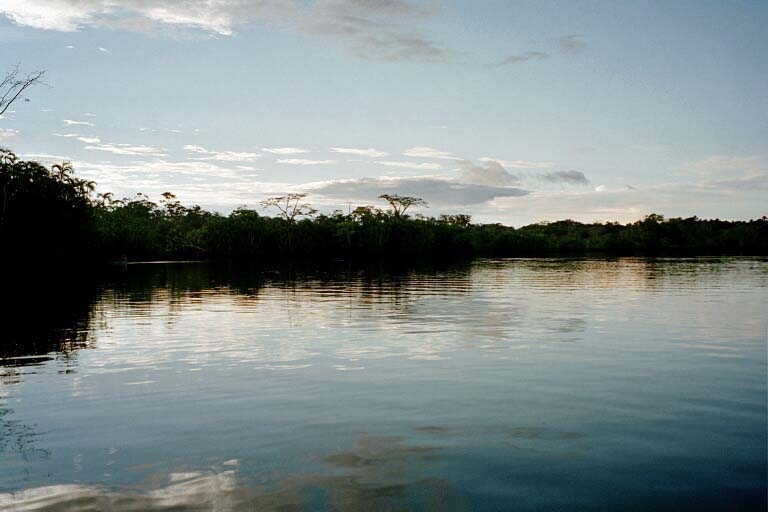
(51, 161, 74, 183)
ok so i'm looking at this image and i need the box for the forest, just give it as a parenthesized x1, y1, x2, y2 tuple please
(1, 149, 767, 267)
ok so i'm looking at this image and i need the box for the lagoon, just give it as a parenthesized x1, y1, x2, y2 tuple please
(1, 258, 766, 510)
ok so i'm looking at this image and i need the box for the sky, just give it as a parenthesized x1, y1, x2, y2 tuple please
(0, 0, 766, 225)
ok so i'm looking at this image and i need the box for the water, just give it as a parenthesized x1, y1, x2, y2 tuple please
(1, 258, 766, 511)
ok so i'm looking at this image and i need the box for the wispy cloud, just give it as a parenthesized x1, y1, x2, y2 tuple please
(22, 152, 72, 162)
(85, 142, 167, 156)
(680, 155, 764, 174)
(496, 51, 548, 66)
(74, 159, 246, 180)
(63, 119, 95, 127)
(52, 133, 80, 138)
(97, 46, 109, 52)
(495, 34, 587, 67)
(0, 128, 18, 140)
(77, 136, 101, 144)
(375, 160, 443, 170)
(403, 146, 461, 160)
(678, 155, 768, 191)
(262, 147, 310, 155)
(0, 0, 453, 62)
(202, 151, 261, 162)
(276, 158, 335, 165)
(553, 34, 588, 54)
(183, 144, 261, 162)
(479, 157, 556, 169)
(329, 147, 388, 158)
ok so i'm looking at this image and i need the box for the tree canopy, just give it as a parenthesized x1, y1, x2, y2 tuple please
(1, 152, 766, 266)
(378, 194, 428, 218)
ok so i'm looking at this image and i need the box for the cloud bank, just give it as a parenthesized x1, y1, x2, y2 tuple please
(309, 176, 528, 206)
(0, 0, 452, 61)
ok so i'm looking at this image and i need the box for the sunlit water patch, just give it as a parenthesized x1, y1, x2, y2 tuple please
(1, 258, 766, 510)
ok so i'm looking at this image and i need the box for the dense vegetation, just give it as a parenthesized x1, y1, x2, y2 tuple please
(2, 149, 766, 267)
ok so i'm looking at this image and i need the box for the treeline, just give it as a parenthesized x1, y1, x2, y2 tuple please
(1, 149, 766, 266)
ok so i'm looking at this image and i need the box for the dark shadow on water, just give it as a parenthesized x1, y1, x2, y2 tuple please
(2, 275, 100, 363)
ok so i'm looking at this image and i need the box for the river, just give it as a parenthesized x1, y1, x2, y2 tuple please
(1, 258, 766, 510)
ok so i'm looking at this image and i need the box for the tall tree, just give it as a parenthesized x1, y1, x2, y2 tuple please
(260, 193, 317, 223)
(378, 194, 427, 218)
(260, 193, 317, 251)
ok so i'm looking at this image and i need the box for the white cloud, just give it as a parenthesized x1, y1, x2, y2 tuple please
(83, 112, 96, 117)
(0, 128, 18, 140)
(479, 157, 556, 169)
(277, 158, 335, 166)
(0, 0, 452, 61)
(69, 158, 291, 210)
(22, 152, 72, 162)
(74, 159, 245, 179)
(85, 142, 167, 156)
(329, 147, 388, 158)
(200, 151, 261, 162)
(403, 146, 461, 160)
(63, 119, 95, 126)
(65, 44, 74, 49)
(374, 160, 443, 170)
(182, 144, 261, 162)
(54, 133, 108, 146)
(262, 147, 310, 155)
(97, 46, 108, 52)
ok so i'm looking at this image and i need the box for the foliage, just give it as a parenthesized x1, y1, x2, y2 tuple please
(378, 194, 428, 218)
(0, 150, 95, 266)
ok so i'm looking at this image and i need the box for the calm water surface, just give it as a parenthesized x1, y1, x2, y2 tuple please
(1, 258, 766, 511)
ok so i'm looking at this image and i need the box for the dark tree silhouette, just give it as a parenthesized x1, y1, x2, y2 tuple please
(2, 153, 767, 264)
(260, 193, 317, 222)
(260, 193, 317, 251)
(0, 150, 94, 266)
(378, 194, 427, 218)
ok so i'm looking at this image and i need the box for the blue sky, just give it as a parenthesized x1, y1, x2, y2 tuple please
(0, 0, 765, 225)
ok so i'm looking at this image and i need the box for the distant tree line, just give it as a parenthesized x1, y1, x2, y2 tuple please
(1, 150, 766, 267)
